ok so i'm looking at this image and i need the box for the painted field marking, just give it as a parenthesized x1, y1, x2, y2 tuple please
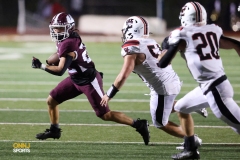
(0, 98, 149, 102)
(0, 108, 149, 113)
(0, 140, 239, 145)
(0, 122, 230, 128)
(0, 98, 240, 104)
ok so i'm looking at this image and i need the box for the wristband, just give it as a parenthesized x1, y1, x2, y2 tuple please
(41, 64, 46, 70)
(106, 84, 119, 98)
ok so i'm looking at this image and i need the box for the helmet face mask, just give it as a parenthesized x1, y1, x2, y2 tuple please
(121, 16, 149, 43)
(49, 12, 75, 42)
(179, 2, 207, 27)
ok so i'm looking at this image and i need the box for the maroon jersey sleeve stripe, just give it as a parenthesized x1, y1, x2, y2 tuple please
(122, 40, 140, 48)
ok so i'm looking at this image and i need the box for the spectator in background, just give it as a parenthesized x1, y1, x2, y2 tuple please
(69, 0, 84, 28)
(36, 0, 66, 22)
(36, 0, 52, 21)
(51, 0, 66, 17)
(209, 0, 221, 25)
(229, 1, 240, 32)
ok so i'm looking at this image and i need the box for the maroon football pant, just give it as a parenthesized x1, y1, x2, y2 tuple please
(50, 72, 110, 117)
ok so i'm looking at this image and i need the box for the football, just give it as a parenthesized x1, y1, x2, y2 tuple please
(46, 52, 59, 66)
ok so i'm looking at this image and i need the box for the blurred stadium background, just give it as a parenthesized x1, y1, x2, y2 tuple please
(0, 0, 240, 38)
(0, 1, 240, 159)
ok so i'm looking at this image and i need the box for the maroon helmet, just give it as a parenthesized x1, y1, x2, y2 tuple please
(49, 12, 75, 42)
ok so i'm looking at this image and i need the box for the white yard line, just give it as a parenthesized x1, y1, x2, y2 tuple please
(1, 81, 240, 87)
(0, 98, 150, 102)
(0, 140, 239, 145)
(0, 89, 145, 93)
(0, 97, 240, 104)
(0, 122, 230, 128)
(0, 108, 149, 113)
(1, 89, 240, 96)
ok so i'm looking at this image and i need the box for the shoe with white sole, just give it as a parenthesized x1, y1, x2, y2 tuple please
(172, 150, 200, 159)
(176, 134, 202, 150)
(195, 108, 208, 118)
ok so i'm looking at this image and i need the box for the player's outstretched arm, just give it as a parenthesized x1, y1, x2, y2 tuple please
(31, 54, 73, 76)
(32, 57, 44, 69)
(158, 42, 180, 68)
(100, 54, 136, 107)
(220, 36, 240, 56)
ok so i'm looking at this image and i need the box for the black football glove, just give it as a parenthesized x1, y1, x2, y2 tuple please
(99, 72, 103, 79)
(46, 60, 49, 65)
(32, 57, 42, 69)
(161, 36, 170, 50)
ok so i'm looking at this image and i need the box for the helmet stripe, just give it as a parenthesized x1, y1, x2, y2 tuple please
(191, 2, 202, 22)
(137, 16, 148, 35)
(54, 13, 61, 24)
(195, 2, 203, 22)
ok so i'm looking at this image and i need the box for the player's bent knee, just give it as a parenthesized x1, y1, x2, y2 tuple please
(47, 95, 59, 108)
(153, 123, 163, 128)
(153, 120, 167, 128)
(178, 112, 190, 118)
(99, 111, 111, 120)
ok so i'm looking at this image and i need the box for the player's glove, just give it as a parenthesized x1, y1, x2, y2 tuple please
(32, 57, 42, 69)
(161, 36, 169, 50)
(99, 72, 103, 79)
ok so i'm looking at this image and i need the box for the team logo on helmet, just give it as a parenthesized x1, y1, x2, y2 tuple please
(179, 2, 207, 27)
(121, 16, 149, 43)
(49, 12, 75, 42)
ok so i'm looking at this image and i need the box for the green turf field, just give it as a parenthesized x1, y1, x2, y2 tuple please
(0, 40, 240, 159)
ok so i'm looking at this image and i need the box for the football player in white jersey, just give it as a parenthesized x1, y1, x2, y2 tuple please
(100, 16, 203, 146)
(158, 1, 240, 159)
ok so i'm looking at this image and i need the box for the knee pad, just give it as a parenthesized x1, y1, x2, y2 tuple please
(153, 120, 167, 128)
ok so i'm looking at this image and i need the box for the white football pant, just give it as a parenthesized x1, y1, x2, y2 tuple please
(175, 80, 240, 134)
(150, 91, 177, 128)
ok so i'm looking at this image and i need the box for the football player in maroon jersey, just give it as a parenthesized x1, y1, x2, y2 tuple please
(32, 12, 150, 145)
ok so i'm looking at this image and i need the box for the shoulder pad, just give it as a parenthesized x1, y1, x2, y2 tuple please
(121, 40, 140, 56)
(208, 24, 223, 36)
(215, 25, 223, 35)
(122, 40, 140, 48)
(168, 27, 183, 45)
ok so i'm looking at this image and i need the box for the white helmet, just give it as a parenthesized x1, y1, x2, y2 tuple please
(121, 16, 149, 42)
(49, 12, 75, 42)
(179, 2, 207, 27)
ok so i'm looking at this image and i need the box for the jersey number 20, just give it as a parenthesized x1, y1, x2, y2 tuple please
(193, 32, 220, 61)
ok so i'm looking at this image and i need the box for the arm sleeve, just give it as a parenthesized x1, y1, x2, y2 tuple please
(45, 55, 72, 76)
(161, 36, 170, 50)
(158, 43, 179, 68)
(220, 35, 240, 47)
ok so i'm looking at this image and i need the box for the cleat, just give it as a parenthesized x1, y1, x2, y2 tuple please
(176, 135, 202, 150)
(36, 128, 61, 140)
(172, 150, 200, 160)
(135, 119, 150, 145)
(195, 108, 208, 118)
